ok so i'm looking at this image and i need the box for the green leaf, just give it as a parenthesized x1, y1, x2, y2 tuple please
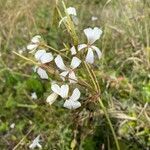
(26, 77, 44, 95)
(5, 94, 16, 108)
(52, 7, 60, 27)
(142, 82, 150, 102)
(0, 122, 8, 132)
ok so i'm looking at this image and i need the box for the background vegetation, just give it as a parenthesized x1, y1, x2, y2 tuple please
(0, 0, 149, 149)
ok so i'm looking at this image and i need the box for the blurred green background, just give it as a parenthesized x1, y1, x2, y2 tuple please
(0, 0, 149, 149)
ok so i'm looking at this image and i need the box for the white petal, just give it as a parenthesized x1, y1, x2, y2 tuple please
(37, 143, 42, 149)
(91, 16, 98, 21)
(91, 46, 102, 59)
(70, 57, 81, 69)
(84, 28, 93, 44)
(51, 84, 61, 95)
(29, 135, 42, 149)
(40, 53, 53, 64)
(78, 44, 87, 51)
(70, 46, 77, 55)
(60, 71, 69, 81)
(29, 142, 36, 149)
(72, 16, 79, 25)
(66, 7, 77, 16)
(93, 27, 102, 41)
(63, 100, 81, 110)
(36, 67, 48, 79)
(69, 88, 81, 101)
(69, 71, 77, 83)
(60, 84, 69, 98)
(10, 123, 15, 129)
(46, 92, 58, 105)
(31, 35, 41, 43)
(27, 44, 38, 50)
(84, 27, 102, 44)
(34, 49, 46, 61)
(55, 55, 67, 70)
(85, 48, 94, 64)
(31, 92, 37, 100)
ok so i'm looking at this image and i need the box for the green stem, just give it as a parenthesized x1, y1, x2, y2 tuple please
(99, 99, 120, 150)
(13, 51, 39, 65)
(83, 62, 98, 92)
(43, 44, 70, 60)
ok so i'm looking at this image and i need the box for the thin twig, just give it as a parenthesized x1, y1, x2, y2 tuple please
(13, 125, 35, 150)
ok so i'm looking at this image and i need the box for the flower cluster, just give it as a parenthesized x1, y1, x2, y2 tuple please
(26, 7, 102, 110)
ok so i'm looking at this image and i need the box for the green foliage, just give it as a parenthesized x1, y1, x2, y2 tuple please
(142, 82, 150, 102)
(4, 71, 20, 87)
(5, 94, 17, 108)
(26, 76, 45, 96)
(0, 122, 8, 133)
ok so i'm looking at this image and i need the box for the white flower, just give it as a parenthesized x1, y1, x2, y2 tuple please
(55, 55, 81, 83)
(34, 66, 48, 79)
(46, 83, 81, 109)
(31, 92, 37, 100)
(33, 48, 51, 79)
(31, 35, 41, 43)
(27, 35, 41, 51)
(71, 27, 102, 64)
(91, 16, 98, 21)
(10, 123, 15, 129)
(47, 83, 81, 109)
(66, 7, 77, 16)
(63, 88, 81, 110)
(59, 7, 78, 27)
(29, 135, 42, 149)
(46, 83, 69, 105)
(34, 49, 53, 64)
